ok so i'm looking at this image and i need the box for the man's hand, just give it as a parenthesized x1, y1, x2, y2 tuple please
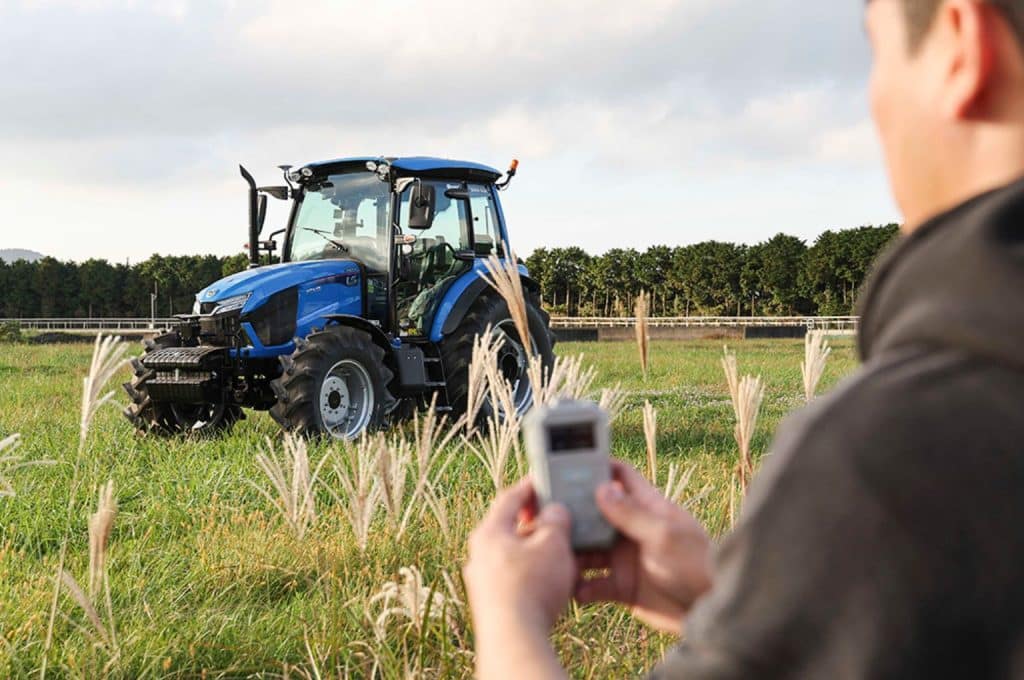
(575, 461, 713, 635)
(464, 479, 574, 680)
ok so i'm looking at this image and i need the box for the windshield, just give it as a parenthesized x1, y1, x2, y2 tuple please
(288, 172, 391, 271)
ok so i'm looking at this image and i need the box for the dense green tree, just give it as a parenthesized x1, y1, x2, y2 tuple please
(742, 234, 811, 315)
(802, 224, 900, 314)
(639, 245, 675, 315)
(542, 247, 590, 315)
(672, 242, 745, 315)
(0, 224, 899, 319)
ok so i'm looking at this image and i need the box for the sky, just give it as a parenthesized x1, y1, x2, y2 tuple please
(0, 0, 899, 263)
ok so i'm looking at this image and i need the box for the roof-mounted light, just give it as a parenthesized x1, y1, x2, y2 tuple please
(369, 158, 391, 182)
(496, 158, 519, 191)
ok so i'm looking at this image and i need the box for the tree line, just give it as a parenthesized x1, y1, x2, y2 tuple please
(0, 224, 899, 319)
(525, 225, 900, 317)
(0, 253, 253, 318)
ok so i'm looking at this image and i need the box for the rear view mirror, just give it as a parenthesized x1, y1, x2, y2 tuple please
(408, 181, 436, 230)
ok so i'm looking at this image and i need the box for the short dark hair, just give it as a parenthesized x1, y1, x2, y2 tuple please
(901, 0, 1024, 51)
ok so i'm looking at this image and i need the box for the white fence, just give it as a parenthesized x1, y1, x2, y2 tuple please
(2, 318, 178, 331)
(550, 316, 859, 332)
(3, 316, 860, 333)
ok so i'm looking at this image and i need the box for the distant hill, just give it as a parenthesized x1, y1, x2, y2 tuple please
(0, 249, 45, 263)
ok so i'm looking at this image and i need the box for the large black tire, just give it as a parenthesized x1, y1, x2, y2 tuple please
(269, 325, 394, 440)
(440, 292, 555, 425)
(123, 332, 243, 436)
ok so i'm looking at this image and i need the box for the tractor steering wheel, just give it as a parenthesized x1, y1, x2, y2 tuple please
(419, 242, 458, 287)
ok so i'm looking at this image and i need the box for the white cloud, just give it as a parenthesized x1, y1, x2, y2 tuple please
(0, 0, 899, 262)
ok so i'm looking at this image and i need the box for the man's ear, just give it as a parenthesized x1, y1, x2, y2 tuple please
(937, 0, 997, 120)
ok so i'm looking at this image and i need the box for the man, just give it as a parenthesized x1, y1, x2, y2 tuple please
(463, 0, 1024, 677)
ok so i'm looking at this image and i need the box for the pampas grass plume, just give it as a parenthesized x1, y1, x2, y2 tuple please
(802, 330, 832, 402)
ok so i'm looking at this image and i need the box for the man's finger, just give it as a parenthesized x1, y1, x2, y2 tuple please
(610, 460, 669, 508)
(482, 478, 536, 532)
(595, 481, 666, 545)
(528, 502, 572, 547)
(536, 502, 571, 531)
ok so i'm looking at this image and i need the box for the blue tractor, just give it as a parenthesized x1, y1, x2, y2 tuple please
(124, 156, 555, 439)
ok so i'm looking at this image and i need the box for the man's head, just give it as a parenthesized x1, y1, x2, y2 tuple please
(902, 1, 1024, 51)
(867, 0, 1024, 230)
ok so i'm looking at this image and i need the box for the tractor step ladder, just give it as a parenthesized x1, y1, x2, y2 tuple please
(420, 348, 453, 412)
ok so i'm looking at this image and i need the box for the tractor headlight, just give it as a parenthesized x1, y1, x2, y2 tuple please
(192, 299, 202, 315)
(211, 293, 251, 315)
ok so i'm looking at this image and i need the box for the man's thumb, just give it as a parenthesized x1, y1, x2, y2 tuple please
(596, 483, 657, 542)
(536, 502, 571, 533)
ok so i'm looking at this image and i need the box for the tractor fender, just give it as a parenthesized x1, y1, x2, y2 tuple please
(430, 264, 540, 343)
(321, 314, 396, 354)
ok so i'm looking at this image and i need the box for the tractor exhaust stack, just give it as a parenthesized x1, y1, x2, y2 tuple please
(240, 165, 263, 269)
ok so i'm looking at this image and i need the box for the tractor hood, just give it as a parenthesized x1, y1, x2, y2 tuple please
(196, 259, 362, 314)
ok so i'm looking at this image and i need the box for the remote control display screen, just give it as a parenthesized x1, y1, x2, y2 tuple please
(548, 422, 595, 453)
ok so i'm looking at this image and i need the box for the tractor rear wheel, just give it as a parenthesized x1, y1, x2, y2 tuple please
(123, 332, 243, 436)
(440, 292, 555, 426)
(269, 325, 394, 440)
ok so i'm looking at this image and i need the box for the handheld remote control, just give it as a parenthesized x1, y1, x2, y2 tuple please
(524, 400, 617, 551)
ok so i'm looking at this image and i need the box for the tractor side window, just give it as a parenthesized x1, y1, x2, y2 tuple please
(398, 180, 473, 294)
(399, 182, 471, 250)
(399, 182, 472, 254)
(469, 184, 502, 257)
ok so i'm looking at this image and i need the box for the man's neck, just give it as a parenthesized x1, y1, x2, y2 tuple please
(903, 125, 1024, 235)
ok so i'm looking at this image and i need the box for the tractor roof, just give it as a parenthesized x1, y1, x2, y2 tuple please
(303, 156, 502, 183)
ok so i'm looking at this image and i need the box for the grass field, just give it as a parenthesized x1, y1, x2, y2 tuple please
(0, 338, 859, 678)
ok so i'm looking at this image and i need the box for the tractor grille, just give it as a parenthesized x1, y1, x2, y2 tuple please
(242, 287, 298, 347)
(143, 346, 225, 371)
(199, 312, 244, 347)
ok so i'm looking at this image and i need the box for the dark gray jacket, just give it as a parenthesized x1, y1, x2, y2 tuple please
(653, 178, 1024, 679)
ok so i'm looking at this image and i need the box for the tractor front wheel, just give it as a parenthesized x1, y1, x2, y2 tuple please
(269, 325, 393, 440)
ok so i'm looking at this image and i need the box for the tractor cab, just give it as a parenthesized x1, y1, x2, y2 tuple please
(268, 157, 512, 338)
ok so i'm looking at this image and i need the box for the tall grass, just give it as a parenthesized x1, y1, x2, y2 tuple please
(635, 291, 651, 380)
(479, 252, 531, 356)
(2, 329, 860, 676)
(400, 400, 460, 540)
(253, 434, 328, 540)
(463, 324, 527, 490)
(0, 433, 22, 498)
(802, 330, 832, 402)
(0, 433, 54, 499)
(663, 462, 699, 506)
(369, 566, 462, 640)
(643, 401, 658, 483)
(59, 480, 120, 669)
(43, 334, 129, 678)
(722, 346, 765, 515)
(598, 385, 628, 423)
(329, 436, 383, 552)
(79, 335, 130, 448)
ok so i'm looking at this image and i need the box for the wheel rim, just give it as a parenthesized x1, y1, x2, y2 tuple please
(491, 320, 536, 417)
(320, 359, 375, 439)
(170, 402, 226, 432)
